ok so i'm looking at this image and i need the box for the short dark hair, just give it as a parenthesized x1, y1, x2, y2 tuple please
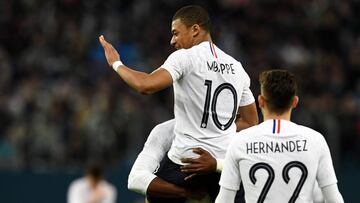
(172, 5, 211, 33)
(85, 162, 103, 181)
(259, 70, 298, 115)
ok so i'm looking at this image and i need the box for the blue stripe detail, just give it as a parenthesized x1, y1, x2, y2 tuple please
(272, 119, 276, 134)
(209, 42, 214, 56)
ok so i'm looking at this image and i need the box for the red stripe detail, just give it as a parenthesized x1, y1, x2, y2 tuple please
(211, 43, 218, 58)
(277, 119, 281, 134)
(209, 42, 214, 56)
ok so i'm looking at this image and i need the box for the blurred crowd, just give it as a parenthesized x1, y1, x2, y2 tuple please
(0, 0, 359, 171)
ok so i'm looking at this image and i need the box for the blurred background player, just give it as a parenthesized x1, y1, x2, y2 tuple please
(99, 5, 258, 202)
(216, 70, 343, 203)
(67, 162, 117, 203)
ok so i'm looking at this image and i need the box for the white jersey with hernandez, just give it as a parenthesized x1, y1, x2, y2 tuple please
(161, 41, 254, 164)
(219, 119, 338, 203)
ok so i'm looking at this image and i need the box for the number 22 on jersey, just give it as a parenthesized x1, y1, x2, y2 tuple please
(250, 161, 308, 203)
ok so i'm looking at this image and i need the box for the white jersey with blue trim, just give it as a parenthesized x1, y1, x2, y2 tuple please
(219, 119, 338, 203)
(161, 41, 254, 164)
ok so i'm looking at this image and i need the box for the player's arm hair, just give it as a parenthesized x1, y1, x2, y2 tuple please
(321, 184, 344, 203)
(235, 102, 259, 132)
(116, 66, 173, 95)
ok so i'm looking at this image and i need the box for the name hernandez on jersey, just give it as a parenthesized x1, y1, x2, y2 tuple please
(246, 140, 308, 154)
(219, 119, 338, 203)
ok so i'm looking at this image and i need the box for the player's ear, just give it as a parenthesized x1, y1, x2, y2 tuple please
(258, 95, 265, 109)
(191, 24, 200, 37)
(291, 96, 299, 109)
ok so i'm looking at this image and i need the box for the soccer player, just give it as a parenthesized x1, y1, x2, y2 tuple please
(216, 70, 344, 203)
(100, 5, 258, 202)
(128, 119, 208, 200)
(67, 162, 117, 203)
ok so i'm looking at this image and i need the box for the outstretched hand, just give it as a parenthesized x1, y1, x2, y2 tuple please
(99, 35, 120, 67)
(180, 147, 217, 180)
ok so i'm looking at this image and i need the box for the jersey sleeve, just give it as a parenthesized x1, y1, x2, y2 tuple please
(215, 186, 238, 203)
(219, 138, 242, 190)
(127, 119, 175, 194)
(239, 72, 255, 106)
(160, 49, 190, 82)
(67, 181, 82, 203)
(316, 136, 338, 188)
(143, 119, 175, 157)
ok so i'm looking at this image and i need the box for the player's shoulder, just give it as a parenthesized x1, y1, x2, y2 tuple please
(293, 123, 329, 147)
(213, 46, 249, 78)
(172, 42, 210, 63)
(296, 123, 324, 139)
(181, 42, 206, 57)
(101, 180, 117, 193)
(69, 177, 86, 189)
(169, 48, 188, 58)
(153, 119, 175, 131)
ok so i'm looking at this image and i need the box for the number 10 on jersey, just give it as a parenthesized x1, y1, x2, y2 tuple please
(200, 80, 238, 131)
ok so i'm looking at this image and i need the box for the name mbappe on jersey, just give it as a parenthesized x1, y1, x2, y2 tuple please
(246, 140, 308, 154)
(207, 61, 235, 75)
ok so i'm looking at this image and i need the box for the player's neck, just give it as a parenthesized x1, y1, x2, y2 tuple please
(263, 110, 292, 121)
(194, 34, 212, 45)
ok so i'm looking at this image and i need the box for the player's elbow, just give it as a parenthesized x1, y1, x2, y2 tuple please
(128, 167, 156, 195)
(138, 86, 155, 95)
(127, 171, 138, 192)
(136, 81, 156, 95)
(127, 169, 146, 194)
(127, 174, 135, 190)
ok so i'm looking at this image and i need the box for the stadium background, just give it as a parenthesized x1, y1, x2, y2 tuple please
(0, 0, 359, 202)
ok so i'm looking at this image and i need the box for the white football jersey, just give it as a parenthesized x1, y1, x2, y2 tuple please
(219, 119, 338, 203)
(68, 177, 117, 203)
(161, 41, 255, 164)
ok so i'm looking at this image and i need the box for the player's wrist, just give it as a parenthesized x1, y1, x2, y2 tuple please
(112, 60, 123, 72)
(216, 158, 224, 172)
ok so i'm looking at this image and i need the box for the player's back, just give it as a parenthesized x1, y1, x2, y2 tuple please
(162, 41, 254, 164)
(224, 119, 337, 203)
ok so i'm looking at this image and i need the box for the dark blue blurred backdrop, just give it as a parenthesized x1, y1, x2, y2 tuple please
(0, 0, 359, 202)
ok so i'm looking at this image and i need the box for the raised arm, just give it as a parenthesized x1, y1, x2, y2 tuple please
(99, 35, 173, 94)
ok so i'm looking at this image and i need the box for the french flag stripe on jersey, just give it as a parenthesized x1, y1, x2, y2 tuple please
(272, 119, 281, 134)
(209, 42, 218, 58)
